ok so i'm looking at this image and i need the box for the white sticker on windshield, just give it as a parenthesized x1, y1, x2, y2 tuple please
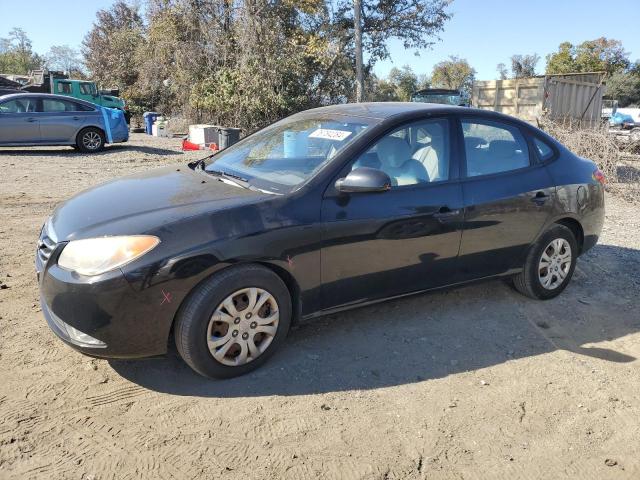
(309, 128, 352, 141)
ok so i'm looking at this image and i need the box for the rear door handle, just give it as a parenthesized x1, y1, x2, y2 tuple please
(531, 191, 550, 205)
(433, 206, 461, 219)
(26, 117, 36, 123)
(73, 116, 81, 120)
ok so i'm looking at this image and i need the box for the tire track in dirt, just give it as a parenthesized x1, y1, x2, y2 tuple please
(85, 384, 150, 407)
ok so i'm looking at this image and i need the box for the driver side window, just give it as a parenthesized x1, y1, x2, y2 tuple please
(352, 118, 450, 186)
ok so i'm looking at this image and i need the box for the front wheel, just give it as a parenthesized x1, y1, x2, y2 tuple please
(513, 224, 578, 300)
(174, 265, 292, 379)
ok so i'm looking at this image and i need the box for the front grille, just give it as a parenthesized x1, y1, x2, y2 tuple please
(37, 220, 58, 265)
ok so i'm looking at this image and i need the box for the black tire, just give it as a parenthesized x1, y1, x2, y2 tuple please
(76, 127, 105, 153)
(174, 264, 292, 379)
(513, 224, 578, 300)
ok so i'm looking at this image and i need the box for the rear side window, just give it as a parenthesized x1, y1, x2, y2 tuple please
(462, 119, 530, 177)
(43, 99, 91, 112)
(534, 137, 554, 161)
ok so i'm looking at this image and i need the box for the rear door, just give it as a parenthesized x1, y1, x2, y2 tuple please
(39, 98, 94, 143)
(320, 116, 464, 309)
(457, 116, 555, 279)
(0, 97, 41, 144)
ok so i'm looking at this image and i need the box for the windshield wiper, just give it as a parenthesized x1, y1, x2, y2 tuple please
(188, 159, 275, 194)
(208, 169, 248, 183)
(205, 169, 251, 190)
(188, 156, 213, 171)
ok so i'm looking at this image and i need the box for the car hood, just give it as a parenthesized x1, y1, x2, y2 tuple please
(50, 165, 265, 240)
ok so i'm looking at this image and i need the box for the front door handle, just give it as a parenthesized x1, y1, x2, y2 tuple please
(531, 191, 550, 205)
(433, 206, 461, 219)
(26, 117, 36, 123)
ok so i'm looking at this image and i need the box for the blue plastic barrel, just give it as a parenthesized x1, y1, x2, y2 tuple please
(143, 112, 161, 135)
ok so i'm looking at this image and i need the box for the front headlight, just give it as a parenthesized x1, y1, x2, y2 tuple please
(58, 235, 160, 276)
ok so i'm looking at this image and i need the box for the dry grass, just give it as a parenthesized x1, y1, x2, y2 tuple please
(539, 118, 620, 182)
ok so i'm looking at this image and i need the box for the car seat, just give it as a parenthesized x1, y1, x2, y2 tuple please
(377, 136, 429, 186)
(412, 123, 448, 181)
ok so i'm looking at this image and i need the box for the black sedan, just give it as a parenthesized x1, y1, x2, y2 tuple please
(37, 103, 605, 378)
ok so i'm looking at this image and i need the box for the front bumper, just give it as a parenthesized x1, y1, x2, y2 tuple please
(36, 237, 172, 359)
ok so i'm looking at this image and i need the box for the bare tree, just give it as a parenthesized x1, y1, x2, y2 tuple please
(496, 62, 508, 80)
(46, 45, 83, 74)
(510, 54, 539, 78)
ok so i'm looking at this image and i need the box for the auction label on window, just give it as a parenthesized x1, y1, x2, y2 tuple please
(309, 129, 352, 141)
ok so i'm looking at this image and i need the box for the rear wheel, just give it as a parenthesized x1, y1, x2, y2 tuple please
(174, 265, 292, 379)
(76, 127, 105, 153)
(513, 224, 578, 300)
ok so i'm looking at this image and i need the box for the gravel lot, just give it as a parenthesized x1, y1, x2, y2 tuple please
(1, 133, 639, 479)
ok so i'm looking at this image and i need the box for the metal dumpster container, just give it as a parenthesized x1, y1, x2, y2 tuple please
(218, 127, 241, 149)
(471, 72, 606, 126)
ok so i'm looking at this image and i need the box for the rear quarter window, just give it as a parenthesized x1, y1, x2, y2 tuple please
(533, 137, 554, 161)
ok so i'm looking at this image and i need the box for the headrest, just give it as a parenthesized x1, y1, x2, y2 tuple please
(464, 136, 484, 150)
(490, 140, 517, 158)
(378, 136, 411, 164)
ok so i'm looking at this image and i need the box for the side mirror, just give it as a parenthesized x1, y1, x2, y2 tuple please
(335, 167, 391, 193)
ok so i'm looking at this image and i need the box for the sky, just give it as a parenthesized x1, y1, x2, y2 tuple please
(1, 0, 639, 81)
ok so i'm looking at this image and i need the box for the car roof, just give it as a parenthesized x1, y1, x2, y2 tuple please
(296, 102, 462, 120)
(0, 92, 97, 108)
(296, 102, 532, 126)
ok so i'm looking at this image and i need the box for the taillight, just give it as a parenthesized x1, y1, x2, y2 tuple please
(592, 168, 606, 185)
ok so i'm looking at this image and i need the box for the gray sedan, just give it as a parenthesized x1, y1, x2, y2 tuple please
(0, 93, 128, 152)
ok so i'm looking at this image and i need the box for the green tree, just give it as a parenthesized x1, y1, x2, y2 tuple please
(82, 1, 145, 91)
(388, 65, 419, 100)
(606, 69, 640, 107)
(546, 38, 630, 75)
(78, 0, 454, 129)
(574, 38, 629, 75)
(0, 28, 42, 74)
(545, 42, 576, 74)
(431, 55, 475, 94)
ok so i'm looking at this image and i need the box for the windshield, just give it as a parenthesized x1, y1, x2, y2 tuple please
(411, 93, 462, 105)
(204, 114, 376, 193)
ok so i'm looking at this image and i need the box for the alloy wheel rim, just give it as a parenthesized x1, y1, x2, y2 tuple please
(538, 238, 572, 290)
(83, 132, 101, 150)
(207, 287, 279, 366)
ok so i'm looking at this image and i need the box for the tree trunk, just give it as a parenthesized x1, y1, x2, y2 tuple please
(353, 0, 364, 102)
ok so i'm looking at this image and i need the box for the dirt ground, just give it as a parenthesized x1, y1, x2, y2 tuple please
(1, 133, 639, 479)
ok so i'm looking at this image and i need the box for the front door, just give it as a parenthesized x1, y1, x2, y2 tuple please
(0, 97, 40, 144)
(320, 117, 464, 309)
(457, 117, 555, 279)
